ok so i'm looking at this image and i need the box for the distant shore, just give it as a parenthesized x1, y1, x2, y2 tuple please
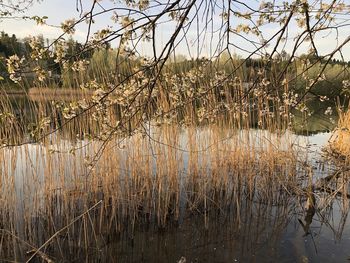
(0, 89, 26, 95)
(29, 87, 93, 97)
(1, 87, 93, 97)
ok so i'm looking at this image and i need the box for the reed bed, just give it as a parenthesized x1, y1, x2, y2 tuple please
(1, 66, 294, 145)
(0, 123, 348, 261)
(0, 125, 305, 260)
(0, 66, 348, 261)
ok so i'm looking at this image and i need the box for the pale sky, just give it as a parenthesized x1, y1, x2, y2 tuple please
(1, 0, 350, 61)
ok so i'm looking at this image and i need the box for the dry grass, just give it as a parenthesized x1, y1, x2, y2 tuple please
(328, 107, 350, 158)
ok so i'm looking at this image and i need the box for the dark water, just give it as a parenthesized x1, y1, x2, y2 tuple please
(95, 201, 350, 263)
(22, 184, 349, 263)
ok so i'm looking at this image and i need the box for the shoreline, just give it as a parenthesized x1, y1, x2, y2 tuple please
(0, 89, 26, 95)
(28, 87, 93, 96)
(1, 87, 93, 97)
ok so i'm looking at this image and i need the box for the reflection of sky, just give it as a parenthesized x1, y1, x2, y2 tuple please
(1, 0, 350, 60)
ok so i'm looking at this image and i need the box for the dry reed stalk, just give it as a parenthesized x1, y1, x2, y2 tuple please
(328, 108, 350, 158)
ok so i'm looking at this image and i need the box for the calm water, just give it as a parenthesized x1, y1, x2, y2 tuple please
(1, 95, 349, 262)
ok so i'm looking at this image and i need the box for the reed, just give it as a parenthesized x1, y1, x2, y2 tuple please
(0, 62, 347, 261)
(328, 106, 350, 158)
(0, 125, 300, 258)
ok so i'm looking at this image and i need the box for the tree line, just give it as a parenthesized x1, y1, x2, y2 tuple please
(1, 30, 350, 100)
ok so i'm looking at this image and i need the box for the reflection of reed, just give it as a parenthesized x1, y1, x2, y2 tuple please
(312, 170, 350, 242)
(1, 187, 294, 262)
